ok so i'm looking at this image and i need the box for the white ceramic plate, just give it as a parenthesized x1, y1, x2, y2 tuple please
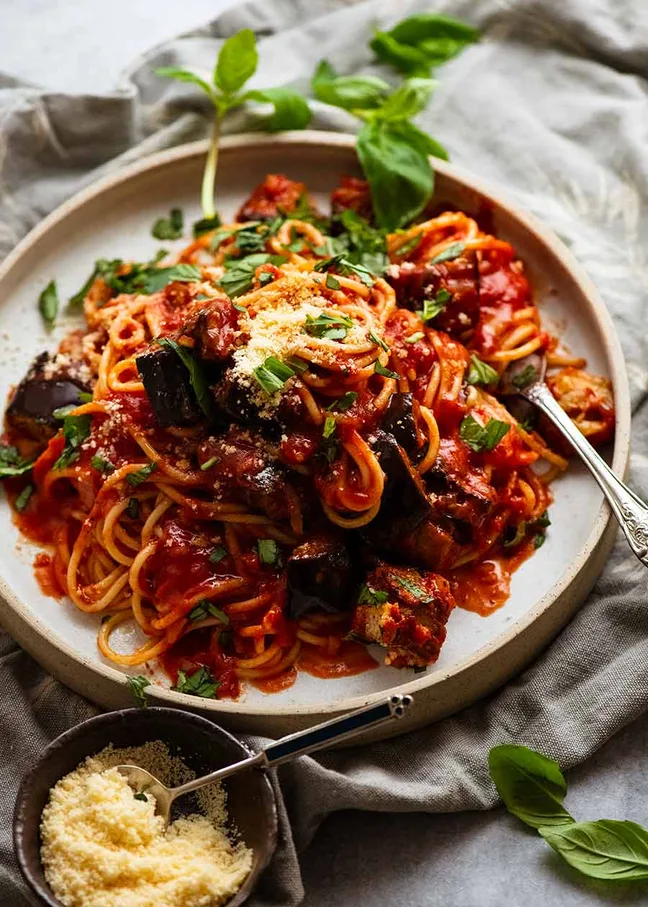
(0, 133, 631, 739)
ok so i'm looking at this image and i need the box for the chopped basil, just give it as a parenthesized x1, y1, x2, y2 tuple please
(369, 330, 389, 352)
(459, 414, 510, 453)
(0, 445, 36, 479)
(358, 584, 389, 606)
(188, 599, 230, 624)
(395, 232, 423, 257)
(331, 210, 388, 275)
(314, 254, 375, 287)
(374, 360, 399, 379)
(127, 675, 150, 708)
(284, 356, 308, 373)
(253, 355, 298, 395)
(466, 354, 499, 387)
(174, 666, 219, 698)
(209, 546, 227, 564)
(133, 792, 148, 802)
(326, 392, 358, 413)
(126, 498, 140, 520)
(535, 510, 551, 528)
(417, 287, 451, 323)
(155, 337, 213, 418)
(38, 280, 59, 327)
(78, 392, 93, 403)
(200, 456, 218, 471)
(512, 364, 538, 390)
(144, 264, 201, 294)
(233, 219, 281, 254)
(534, 533, 546, 549)
(503, 523, 527, 549)
(518, 414, 536, 434)
(396, 575, 431, 601)
(14, 484, 33, 512)
(258, 538, 281, 567)
(151, 207, 183, 240)
(53, 413, 92, 470)
(218, 253, 284, 298)
(52, 405, 77, 420)
(90, 455, 115, 474)
(126, 462, 157, 486)
(193, 213, 222, 237)
(323, 415, 336, 439)
(326, 273, 341, 290)
(304, 311, 353, 341)
(430, 241, 465, 265)
(405, 331, 424, 344)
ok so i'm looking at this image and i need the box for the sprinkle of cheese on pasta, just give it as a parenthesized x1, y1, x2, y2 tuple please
(40, 742, 252, 907)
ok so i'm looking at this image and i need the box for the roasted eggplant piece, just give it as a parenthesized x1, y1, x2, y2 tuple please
(6, 353, 89, 443)
(381, 393, 422, 458)
(286, 535, 354, 619)
(360, 430, 432, 547)
(351, 561, 455, 667)
(181, 296, 239, 362)
(213, 370, 281, 441)
(385, 254, 480, 337)
(198, 427, 294, 521)
(397, 518, 460, 571)
(136, 346, 202, 427)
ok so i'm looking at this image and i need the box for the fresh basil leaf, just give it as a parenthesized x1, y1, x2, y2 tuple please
(488, 744, 573, 830)
(258, 538, 281, 567)
(326, 273, 340, 290)
(245, 87, 312, 131)
(53, 413, 92, 470)
(193, 214, 222, 237)
(466, 354, 499, 387)
(52, 404, 77, 420)
(357, 118, 434, 231)
(535, 510, 551, 529)
(459, 415, 510, 453)
(358, 584, 389, 606)
(174, 665, 219, 698)
(155, 337, 213, 418)
(218, 253, 282, 298)
(371, 14, 480, 76)
(417, 287, 451, 323)
(322, 415, 336, 440)
(126, 462, 157, 486)
(312, 60, 390, 111)
(430, 241, 465, 264)
(512, 364, 538, 390)
(90, 455, 115, 475)
(374, 360, 399, 379)
(396, 119, 449, 162)
(188, 599, 230, 624)
(133, 791, 148, 802)
(38, 280, 59, 327)
(151, 207, 183, 240)
(154, 67, 214, 98)
(369, 330, 389, 352)
(304, 311, 353, 341)
(144, 264, 201, 293)
(534, 533, 546, 549)
(396, 575, 431, 601)
(502, 523, 527, 549)
(326, 392, 358, 413)
(253, 356, 298, 394)
(14, 484, 33, 512)
(209, 546, 227, 564)
(335, 209, 388, 275)
(127, 675, 151, 708)
(378, 78, 437, 121)
(0, 445, 36, 478)
(215, 29, 258, 94)
(127, 498, 140, 520)
(405, 331, 424, 344)
(539, 820, 648, 881)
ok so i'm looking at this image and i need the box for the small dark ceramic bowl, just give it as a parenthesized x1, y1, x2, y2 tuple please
(13, 708, 278, 907)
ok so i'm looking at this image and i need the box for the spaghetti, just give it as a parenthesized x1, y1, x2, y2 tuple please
(2, 173, 616, 698)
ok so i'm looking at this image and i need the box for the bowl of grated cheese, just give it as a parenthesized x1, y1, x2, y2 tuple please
(13, 708, 277, 907)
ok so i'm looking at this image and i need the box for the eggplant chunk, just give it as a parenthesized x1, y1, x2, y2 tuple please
(351, 561, 455, 667)
(381, 393, 422, 458)
(6, 353, 89, 443)
(136, 346, 202, 427)
(286, 535, 354, 619)
(213, 370, 281, 440)
(397, 518, 460, 571)
(360, 430, 432, 547)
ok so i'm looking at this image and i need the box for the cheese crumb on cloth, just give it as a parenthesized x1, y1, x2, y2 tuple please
(40, 741, 252, 907)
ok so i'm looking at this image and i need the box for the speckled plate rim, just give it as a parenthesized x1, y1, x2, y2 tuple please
(0, 131, 631, 721)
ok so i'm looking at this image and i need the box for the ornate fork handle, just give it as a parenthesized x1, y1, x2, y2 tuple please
(526, 383, 648, 567)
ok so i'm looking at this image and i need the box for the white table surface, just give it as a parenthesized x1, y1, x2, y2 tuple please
(3, 3, 648, 905)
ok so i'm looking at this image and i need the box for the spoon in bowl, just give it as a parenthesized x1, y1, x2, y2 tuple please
(117, 693, 411, 827)
(500, 352, 648, 566)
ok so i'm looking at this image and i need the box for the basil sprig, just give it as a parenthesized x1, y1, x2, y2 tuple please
(155, 337, 213, 418)
(371, 13, 480, 77)
(489, 744, 648, 882)
(156, 30, 311, 221)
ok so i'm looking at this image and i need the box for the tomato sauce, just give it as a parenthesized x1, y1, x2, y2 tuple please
(450, 541, 536, 616)
(33, 552, 63, 599)
(298, 640, 378, 679)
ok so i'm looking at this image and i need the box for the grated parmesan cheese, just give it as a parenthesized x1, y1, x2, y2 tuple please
(40, 741, 252, 907)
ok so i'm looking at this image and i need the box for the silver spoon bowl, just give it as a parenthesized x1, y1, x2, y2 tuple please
(501, 353, 648, 566)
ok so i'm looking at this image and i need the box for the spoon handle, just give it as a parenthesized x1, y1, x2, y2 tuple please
(526, 382, 648, 566)
(262, 694, 412, 766)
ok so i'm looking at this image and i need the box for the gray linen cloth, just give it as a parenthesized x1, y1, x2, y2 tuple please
(2, 1, 648, 904)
